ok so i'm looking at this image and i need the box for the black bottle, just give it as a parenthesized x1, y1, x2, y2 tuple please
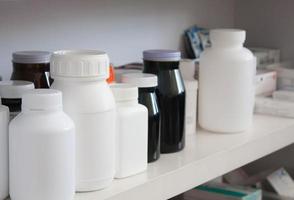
(121, 73, 160, 162)
(143, 50, 186, 153)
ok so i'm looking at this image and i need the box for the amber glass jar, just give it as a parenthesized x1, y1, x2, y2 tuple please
(11, 51, 52, 88)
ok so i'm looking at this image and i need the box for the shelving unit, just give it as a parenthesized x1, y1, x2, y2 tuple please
(75, 115, 294, 200)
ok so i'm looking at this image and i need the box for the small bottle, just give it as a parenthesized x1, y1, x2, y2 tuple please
(51, 50, 116, 191)
(9, 89, 75, 200)
(111, 84, 148, 178)
(0, 101, 9, 200)
(199, 29, 256, 132)
(0, 81, 34, 120)
(121, 73, 160, 162)
(143, 50, 186, 153)
(11, 51, 52, 88)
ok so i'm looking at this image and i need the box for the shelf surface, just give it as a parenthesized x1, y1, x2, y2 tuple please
(75, 115, 294, 200)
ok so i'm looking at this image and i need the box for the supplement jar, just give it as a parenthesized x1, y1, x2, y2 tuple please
(143, 50, 186, 153)
(111, 84, 148, 178)
(9, 89, 75, 200)
(11, 51, 52, 88)
(121, 73, 160, 162)
(199, 29, 256, 132)
(51, 50, 116, 191)
(0, 80, 34, 119)
(0, 103, 9, 200)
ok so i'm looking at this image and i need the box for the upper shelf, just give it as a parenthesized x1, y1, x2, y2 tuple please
(75, 115, 294, 200)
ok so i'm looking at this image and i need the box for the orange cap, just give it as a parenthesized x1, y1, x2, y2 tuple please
(107, 64, 115, 84)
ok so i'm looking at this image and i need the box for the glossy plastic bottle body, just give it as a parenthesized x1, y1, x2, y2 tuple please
(115, 101, 148, 178)
(9, 110, 75, 200)
(199, 45, 256, 133)
(144, 61, 186, 153)
(51, 79, 116, 191)
(0, 105, 9, 200)
(138, 88, 160, 162)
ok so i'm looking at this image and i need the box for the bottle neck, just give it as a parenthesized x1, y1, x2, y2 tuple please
(116, 99, 138, 106)
(212, 42, 243, 49)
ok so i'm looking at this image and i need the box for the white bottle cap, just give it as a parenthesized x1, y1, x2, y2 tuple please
(210, 29, 246, 44)
(12, 51, 51, 64)
(0, 81, 35, 99)
(50, 50, 110, 79)
(22, 89, 62, 111)
(110, 83, 138, 101)
(121, 73, 158, 88)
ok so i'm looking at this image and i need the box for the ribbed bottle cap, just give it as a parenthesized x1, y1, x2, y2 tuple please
(12, 51, 51, 64)
(22, 89, 62, 111)
(143, 49, 181, 62)
(121, 73, 158, 88)
(0, 81, 35, 99)
(210, 29, 246, 44)
(50, 50, 110, 79)
(110, 83, 138, 101)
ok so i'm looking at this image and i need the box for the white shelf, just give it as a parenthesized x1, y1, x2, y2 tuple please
(75, 115, 294, 200)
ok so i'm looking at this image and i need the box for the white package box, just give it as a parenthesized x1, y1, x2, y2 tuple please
(184, 80, 198, 135)
(179, 59, 197, 81)
(255, 97, 294, 118)
(255, 70, 277, 96)
(273, 90, 294, 102)
(250, 47, 280, 69)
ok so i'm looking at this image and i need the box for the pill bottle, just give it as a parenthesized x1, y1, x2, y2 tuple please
(199, 29, 256, 132)
(11, 51, 52, 88)
(0, 102, 9, 200)
(121, 73, 160, 162)
(9, 89, 75, 200)
(143, 50, 186, 153)
(111, 84, 148, 178)
(0, 80, 34, 119)
(51, 50, 116, 191)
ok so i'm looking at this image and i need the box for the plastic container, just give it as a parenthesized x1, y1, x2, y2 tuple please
(11, 51, 52, 88)
(143, 49, 186, 153)
(9, 89, 75, 200)
(51, 50, 116, 191)
(121, 73, 160, 162)
(111, 84, 148, 178)
(0, 80, 34, 120)
(199, 29, 256, 133)
(0, 103, 9, 200)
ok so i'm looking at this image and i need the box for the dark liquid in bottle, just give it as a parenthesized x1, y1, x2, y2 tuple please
(144, 61, 185, 153)
(139, 87, 160, 162)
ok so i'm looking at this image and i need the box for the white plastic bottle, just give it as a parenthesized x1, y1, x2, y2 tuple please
(199, 29, 256, 133)
(9, 89, 75, 200)
(0, 101, 9, 200)
(110, 84, 148, 178)
(50, 50, 116, 191)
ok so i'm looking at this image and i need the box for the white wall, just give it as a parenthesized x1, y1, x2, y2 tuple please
(235, 0, 294, 175)
(0, 0, 235, 79)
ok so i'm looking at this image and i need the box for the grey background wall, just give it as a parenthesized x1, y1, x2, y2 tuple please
(0, 0, 235, 79)
(235, 0, 294, 174)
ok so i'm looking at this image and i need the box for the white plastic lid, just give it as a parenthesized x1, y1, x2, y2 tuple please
(50, 50, 110, 79)
(12, 51, 51, 64)
(0, 81, 35, 99)
(121, 73, 158, 88)
(110, 83, 138, 101)
(210, 29, 246, 45)
(22, 89, 62, 111)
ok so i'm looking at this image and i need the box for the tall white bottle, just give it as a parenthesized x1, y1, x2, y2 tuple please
(51, 50, 116, 191)
(0, 102, 9, 200)
(9, 89, 75, 200)
(199, 29, 256, 133)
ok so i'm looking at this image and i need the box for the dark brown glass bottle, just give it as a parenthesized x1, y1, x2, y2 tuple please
(143, 50, 186, 153)
(11, 51, 52, 88)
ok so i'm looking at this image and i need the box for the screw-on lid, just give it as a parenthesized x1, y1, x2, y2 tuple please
(50, 50, 110, 79)
(110, 83, 138, 102)
(12, 51, 51, 64)
(210, 29, 246, 45)
(22, 89, 62, 111)
(143, 49, 181, 62)
(0, 81, 35, 99)
(121, 73, 158, 88)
